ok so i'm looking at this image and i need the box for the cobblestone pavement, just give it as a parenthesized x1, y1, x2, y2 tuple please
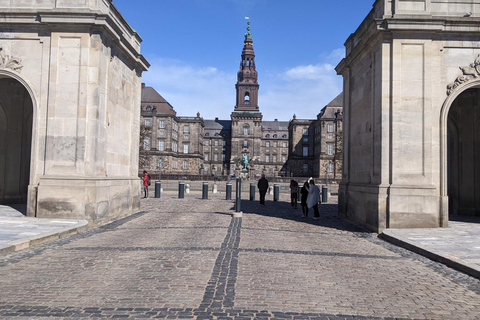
(0, 192, 479, 319)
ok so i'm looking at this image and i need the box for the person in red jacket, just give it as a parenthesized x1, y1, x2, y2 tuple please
(142, 170, 150, 198)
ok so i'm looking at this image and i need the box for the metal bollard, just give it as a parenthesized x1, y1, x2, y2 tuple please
(274, 184, 279, 202)
(155, 181, 161, 199)
(226, 183, 232, 200)
(322, 186, 328, 203)
(235, 178, 242, 212)
(202, 182, 208, 200)
(178, 182, 185, 199)
(250, 183, 255, 201)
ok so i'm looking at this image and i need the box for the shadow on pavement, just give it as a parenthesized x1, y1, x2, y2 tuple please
(231, 198, 371, 234)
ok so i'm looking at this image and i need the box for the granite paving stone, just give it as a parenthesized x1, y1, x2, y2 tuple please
(0, 191, 479, 319)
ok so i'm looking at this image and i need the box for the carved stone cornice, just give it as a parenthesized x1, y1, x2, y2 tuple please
(447, 54, 480, 96)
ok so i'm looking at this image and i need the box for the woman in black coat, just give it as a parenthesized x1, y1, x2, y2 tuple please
(300, 181, 309, 217)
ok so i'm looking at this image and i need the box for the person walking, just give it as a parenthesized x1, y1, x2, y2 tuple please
(300, 181, 309, 217)
(290, 179, 298, 208)
(142, 170, 150, 199)
(307, 179, 321, 219)
(257, 174, 269, 206)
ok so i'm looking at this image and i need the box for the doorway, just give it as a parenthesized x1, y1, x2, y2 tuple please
(447, 88, 480, 218)
(0, 77, 33, 211)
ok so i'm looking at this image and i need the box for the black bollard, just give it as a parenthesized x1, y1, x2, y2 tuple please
(178, 182, 185, 199)
(226, 183, 232, 200)
(250, 183, 255, 201)
(155, 181, 161, 199)
(202, 182, 208, 200)
(274, 184, 279, 202)
(235, 178, 241, 212)
(322, 186, 328, 203)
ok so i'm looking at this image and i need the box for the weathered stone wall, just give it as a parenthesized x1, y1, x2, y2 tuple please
(0, 0, 148, 222)
(337, 0, 480, 232)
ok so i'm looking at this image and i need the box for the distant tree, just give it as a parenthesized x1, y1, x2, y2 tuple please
(139, 122, 152, 170)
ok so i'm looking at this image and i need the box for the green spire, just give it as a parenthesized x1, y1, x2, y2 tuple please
(245, 20, 253, 39)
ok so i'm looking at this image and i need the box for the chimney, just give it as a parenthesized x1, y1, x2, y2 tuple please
(274, 119, 278, 121)
(215, 117, 219, 121)
(141, 83, 145, 89)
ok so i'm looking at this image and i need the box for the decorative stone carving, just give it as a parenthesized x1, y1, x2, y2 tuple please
(447, 54, 480, 95)
(0, 46, 23, 72)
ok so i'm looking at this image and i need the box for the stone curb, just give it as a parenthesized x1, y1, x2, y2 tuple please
(0, 220, 88, 256)
(380, 230, 480, 279)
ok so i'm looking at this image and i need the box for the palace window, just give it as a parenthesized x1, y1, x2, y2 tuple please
(183, 144, 189, 154)
(205, 133, 209, 137)
(159, 120, 165, 129)
(172, 161, 177, 169)
(205, 154, 209, 161)
(303, 164, 308, 173)
(158, 158, 164, 169)
(214, 140, 219, 146)
(303, 146, 308, 157)
(184, 125, 190, 133)
(214, 154, 219, 161)
(266, 141, 270, 147)
(204, 140, 209, 146)
(159, 131, 165, 136)
(273, 141, 277, 147)
(243, 140, 248, 147)
(244, 127, 249, 135)
(158, 140, 165, 151)
(265, 155, 270, 163)
(183, 161, 188, 170)
(144, 136, 151, 151)
(327, 144, 333, 155)
(172, 141, 178, 152)
(272, 155, 277, 163)
(145, 119, 151, 127)
(303, 128, 308, 136)
(282, 142, 287, 148)
(327, 163, 334, 173)
(327, 124, 334, 132)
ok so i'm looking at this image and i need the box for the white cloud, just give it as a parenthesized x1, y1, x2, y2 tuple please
(142, 49, 343, 122)
(260, 61, 343, 120)
(142, 57, 236, 119)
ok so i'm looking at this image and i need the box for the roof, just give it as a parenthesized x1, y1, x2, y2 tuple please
(318, 93, 343, 119)
(142, 86, 168, 103)
(141, 85, 176, 116)
(204, 119, 232, 130)
(261, 120, 289, 131)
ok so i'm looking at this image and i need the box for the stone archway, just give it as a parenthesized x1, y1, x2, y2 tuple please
(447, 87, 480, 217)
(0, 77, 33, 207)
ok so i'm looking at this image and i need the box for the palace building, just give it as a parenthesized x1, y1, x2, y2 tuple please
(140, 21, 342, 180)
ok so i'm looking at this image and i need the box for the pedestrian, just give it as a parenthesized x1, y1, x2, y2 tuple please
(142, 170, 150, 199)
(300, 181, 309, 217)
(307, 179, 321, 219)
(257, 174, 269, 206)
(290, 179, 298, 208)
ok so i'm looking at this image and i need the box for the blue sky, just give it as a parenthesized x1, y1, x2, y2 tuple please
(113, 0, 375, 120)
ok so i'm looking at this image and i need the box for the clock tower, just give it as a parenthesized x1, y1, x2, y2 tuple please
(235, 20, 259, 111)
(231, 19, 263, 176)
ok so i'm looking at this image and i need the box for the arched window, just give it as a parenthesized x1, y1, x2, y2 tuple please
(265, 134, 270, 138)
(205, 133, 209, 137)
(146, 105, 152, 111)
(244, 92, 250, 104)
(243, 126, 249, 135)
(282, 134, 287, 138)
(273, 134, 277, 138)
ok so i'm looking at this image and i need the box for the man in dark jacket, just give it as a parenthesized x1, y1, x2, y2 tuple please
(257, 174, 269, 205)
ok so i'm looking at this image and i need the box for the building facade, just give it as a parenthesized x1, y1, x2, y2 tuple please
(337, 0, 480, 232)
(0, 0, 148, 222)
(140, 21, 342, 180)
